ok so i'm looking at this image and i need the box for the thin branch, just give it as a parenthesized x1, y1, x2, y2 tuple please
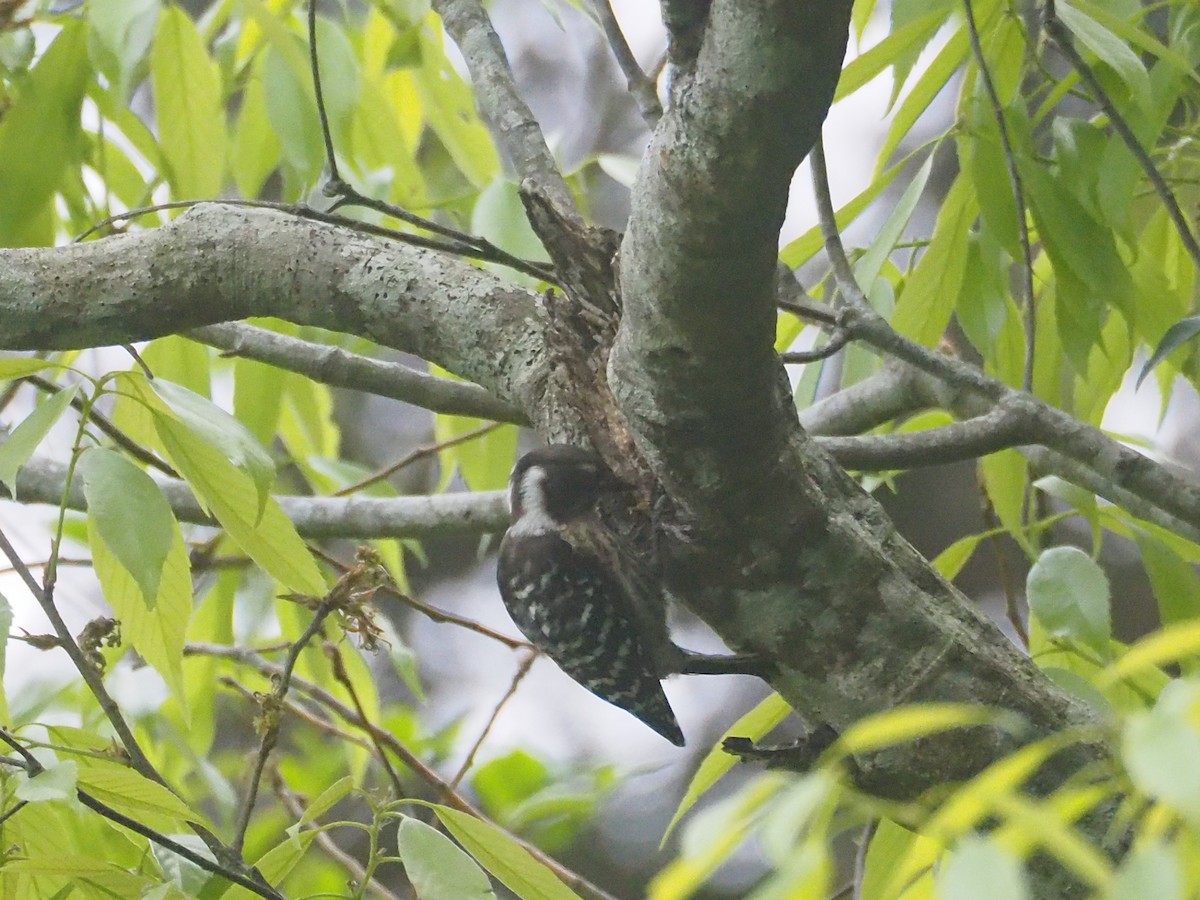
(190, 323, 526, 425)
(1043, 1, 1200, 274)
(962, 0, 1036, 394)
(326, 643, 406, 796)
(450, 650, 537, 788)
(781, 329, 852, 364)
(590, 0, 663, 125)
(335, 422, 502, 497)
(5, 453, 510, 539)
(432, 0, 582, 227)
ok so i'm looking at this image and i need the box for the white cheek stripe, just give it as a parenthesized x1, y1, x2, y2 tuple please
(510, 465, 556, 536)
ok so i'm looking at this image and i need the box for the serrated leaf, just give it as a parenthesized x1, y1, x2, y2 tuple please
(77, 763, 206, 832)
(397, 816, 496, 900)
(16, 760, 78, 802)
(154, 413, 324, 594)
(427, 805, 579, 900)
(663, 692, 793, 842)
(1138, 315, 1200, 387)
(151, 5, 227, 197)
(0, 383, 80, 492)
(1026, 547, 1111, 658)
(151, 379, 275, 521)
(0, 21, 91, 247)
(89, 512, 191, 704)
(80, 448, 174, 608)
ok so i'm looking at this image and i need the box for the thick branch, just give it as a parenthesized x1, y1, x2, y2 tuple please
(0, 204, 551, 415)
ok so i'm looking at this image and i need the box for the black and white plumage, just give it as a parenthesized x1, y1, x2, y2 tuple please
(497, 444, 686, 746)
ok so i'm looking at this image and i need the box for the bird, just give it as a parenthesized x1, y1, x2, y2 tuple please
(496, 444, 687, 745)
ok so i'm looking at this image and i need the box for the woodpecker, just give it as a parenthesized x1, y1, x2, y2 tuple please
(496, 444, 687, 745)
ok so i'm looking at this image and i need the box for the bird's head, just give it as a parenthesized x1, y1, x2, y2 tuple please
(508, 444, 624, 527)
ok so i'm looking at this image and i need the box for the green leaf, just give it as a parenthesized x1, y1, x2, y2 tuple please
(1122, 679, 1200, 822)
(854, 152, 933, 300)
(87, 0, 160, 102)
(932, 534, 984, 581)
(77, 762, 206, 833)
(80, 448, 174, 608)
(0, 384, 80, 492)
(471, 178, 550, 265)
(978, 448, 1030, 553)
(833, 10, 950, 102)
(232, 60, 282, 197)
(151, 379, 275, 520)
(837, 704, 1010, 756)
(891, 175, 977, 346)
(261, 42, 324, 189)
(1026, 547, 1112, 659)
(1100, 620, 1200, 689)
(0, 21, 91, 247)
(0, 358, 55, 379)
(414, 28, 499, 187)
(427, 805, 579, 900)
(153, 412, 325, 594)
(1057, 2, 1151, 109)
(859, 820, 936, 900)
(1138, 315, 1200, 387)
(397, 816, 496, 900)
(88, 510, 192, 704)
(16, 760, 78, 803)
(151, 4, 227, 197)
(289, 776, 354, 836)
(1134, 530, 1200, 627)
(937, 835, 1028, 900)
(663, 692, 793, 842)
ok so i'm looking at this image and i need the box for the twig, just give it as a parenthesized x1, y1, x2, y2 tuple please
(232, 597, 338, 854)
(962, 0, 1036, 394)
(308, 0, 340, 185)
(590, 0, 662, 125)
(781, 329, 852, 364)
(335, 422, 502, 496)
(1044, 1, 1200, 274)
(451, 650, 537, 788)
(191, 322, 526, 425)
(326, 643, 406, 796)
